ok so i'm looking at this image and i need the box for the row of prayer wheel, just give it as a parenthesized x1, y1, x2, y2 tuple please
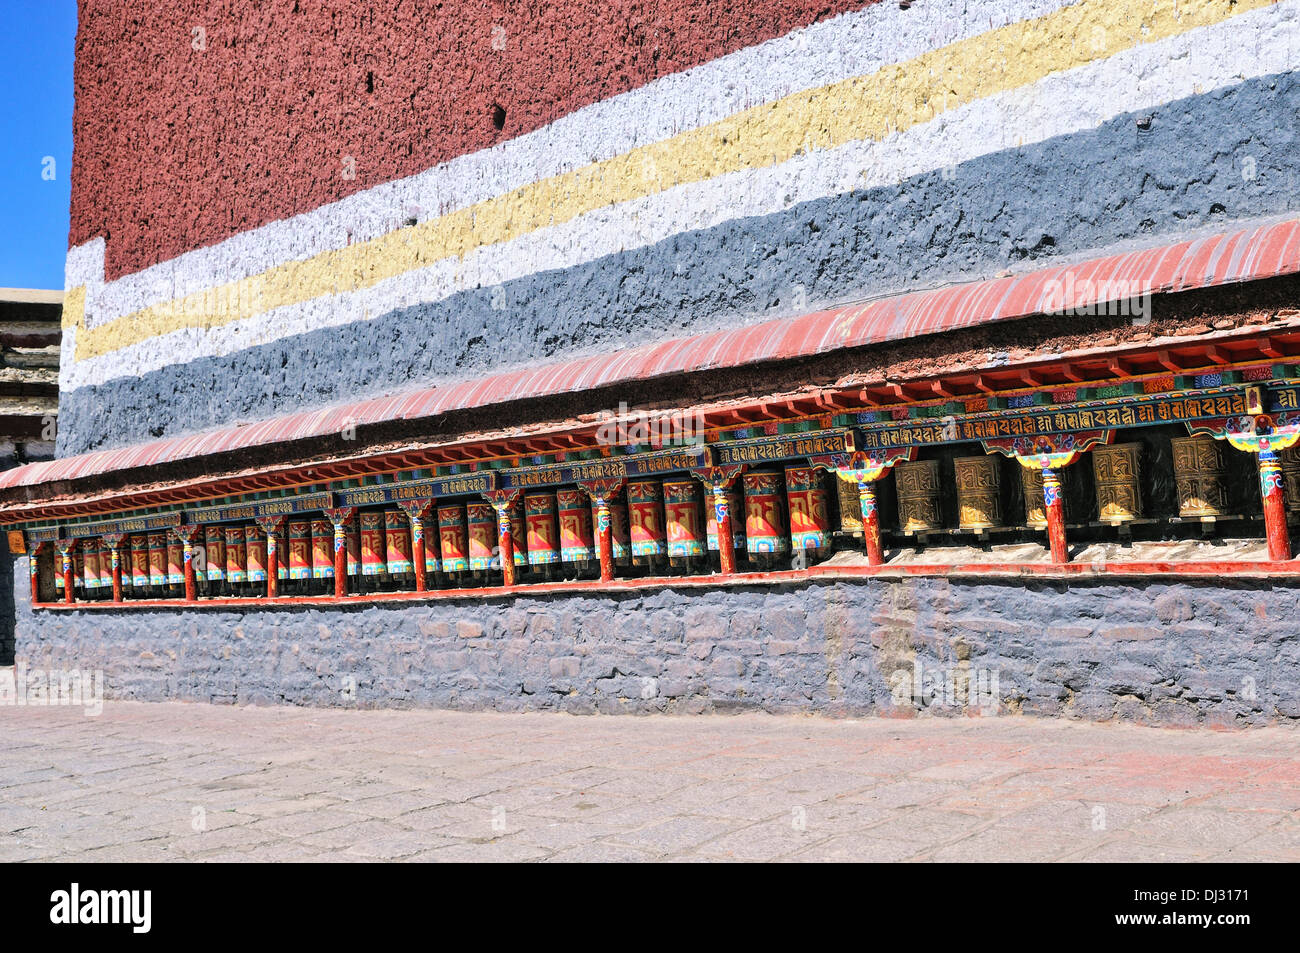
(523, 466, 833, 570)
(58, 466, 837, 600)
(57, 532, 186, 600)
(50, 434, 1274, 602)
(884, 436, 1247, 534)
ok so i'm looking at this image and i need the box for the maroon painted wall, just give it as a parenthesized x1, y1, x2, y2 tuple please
(70, 0, 878, 280)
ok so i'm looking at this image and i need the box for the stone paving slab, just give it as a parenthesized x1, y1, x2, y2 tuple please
(0, 702, 1297, 862)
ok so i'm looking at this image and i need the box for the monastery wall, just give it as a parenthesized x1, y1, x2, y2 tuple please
(13, 560, 1299, 724)
(58, 0, 1300, 454)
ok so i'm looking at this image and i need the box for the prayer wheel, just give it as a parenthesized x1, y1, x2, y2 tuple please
(147, 532, 168, 597)
(409, 507, 438, 581)
(97, 539, 114, 598)
(895, 459, 942, 533)
(743, 470, 789, 555)
(785, 465, 831, 551)
(835, 474, 863, 533)
(359, 510, 387, 592)
(382, 510, 413, 589)
(275, 523, 289, 588)
(338, 511, 361, 585)
(310, 519, 336, 595)
(55, 545, 66, 595)
(1092, 442, 1144, 521)
(556, 490, 594, 565)
(166, 532, 185, 598)
(467, 502, 497, 573)
(223, 526, 247, 597)
(627, 479, 667, 565)
(954, 456, 1002, 530)
(82, 539, 102, 600)
(137, 532, 159, 597)
(1170, 435, 1231, 518)
(706, 483, 745, 553)
(1281, 446, 1300, 514)
(608, 496, 631, 566)
(508, 501, 528, 568)
(287, 519, 312, 595)
(1021, 465, 1048, 528)
(73, 547, 85, 600)
(525, 492, 560, 568)
(199, 527, 223, 597)
(663, 478, 705, 564)
(116, 536, 131, 597)
(99, 540, 116, 598)
(437, 504, 470, 576)
(244, 526, 267, 595)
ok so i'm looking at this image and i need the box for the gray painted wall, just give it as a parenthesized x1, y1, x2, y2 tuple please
(12, 558, 1299, 726)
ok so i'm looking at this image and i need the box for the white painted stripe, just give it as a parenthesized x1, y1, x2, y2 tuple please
(75, 0, 1082, 330)
(64, 0, 1300, 392)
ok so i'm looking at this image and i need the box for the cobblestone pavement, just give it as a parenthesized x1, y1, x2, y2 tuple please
(1, 702, 1297, 862)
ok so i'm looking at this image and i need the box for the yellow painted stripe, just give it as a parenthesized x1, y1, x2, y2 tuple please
(70, 0, 1272, 362)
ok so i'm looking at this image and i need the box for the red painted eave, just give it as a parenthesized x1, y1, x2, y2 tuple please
(7, 216, 1300, 494)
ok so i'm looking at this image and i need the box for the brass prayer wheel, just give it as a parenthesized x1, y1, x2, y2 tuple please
(1170, 435, 1231, 518)
(1092, 442, 1143, 521)
(1021, 465, 1048, 528)
(895, 459, 942, 533)
(954, 456, 1002, 529)
(1280, 446, 1300, 513)
(835, 474, 862, 533)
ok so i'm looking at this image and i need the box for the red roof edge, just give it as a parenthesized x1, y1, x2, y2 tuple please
(9, 216, 1300, 493)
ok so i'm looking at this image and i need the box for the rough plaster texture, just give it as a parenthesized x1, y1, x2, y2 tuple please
(71, 0, 880, 279)
(67, 0, 1070, 337)
(14, 559, 1299, 726)
(62, 0, 1291, 395)
(58, 69, 1300, 454)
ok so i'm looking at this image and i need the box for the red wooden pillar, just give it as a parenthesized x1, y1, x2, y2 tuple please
(29, 541, 42, 605)
(172, 527, 198, 601)
(1041, 467, 1068, 564)
(577, 479, 625, 584)
(713, 486, 736, 575)
(485, 489, 522, 587)
(1258, 448, 1291, 561)
(692, 466, 743, 576)
(58, 542, 75, 604)
(412, 513, 428, 591)
(496, 504, 517, 587)
(857, 480, 884, 566)
(325, 507, 356, 598)
(595, 497, 615, 583)
(257, 516, 284, 598)
(105, 533, 124, 602)
(398, 499, 433, 592)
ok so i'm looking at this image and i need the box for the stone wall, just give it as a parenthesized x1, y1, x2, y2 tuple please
(14, 559, 1298, 726)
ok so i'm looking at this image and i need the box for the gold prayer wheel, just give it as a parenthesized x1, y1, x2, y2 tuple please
(895, 459, 942, 533)
(1021, 465, 1048, 528)
(835, 474, 862, 533)
(954, 456, 1002, 529)
(1170, 435, 1231, 518)
(1280, 446, 1300, 513)
(1092, 442, 1143, 521)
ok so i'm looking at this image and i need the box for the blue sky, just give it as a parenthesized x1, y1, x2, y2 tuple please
(0, 1, 75, 290)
